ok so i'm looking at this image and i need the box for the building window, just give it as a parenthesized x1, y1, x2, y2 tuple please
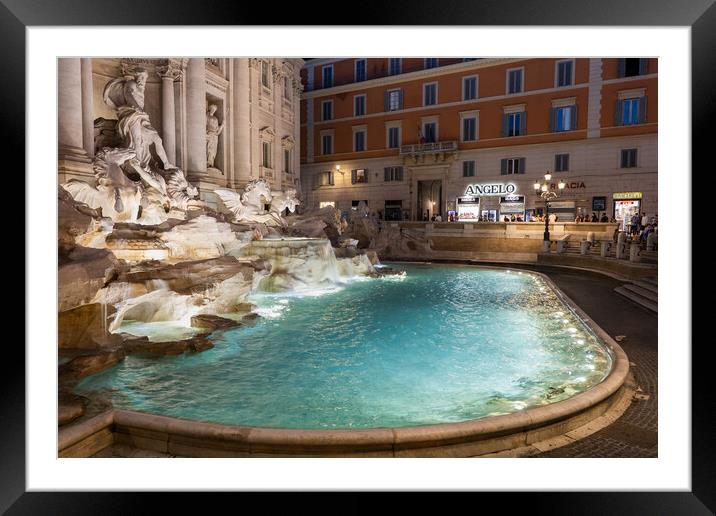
(384, 166, 404, 181)
(462, 117, 477, 141)
(425, 58, 439, 69)
(551, 105, 577, 132)
(284, 149, 291, 173)
(355, 59, 366, 82)
(283, 76, 291, 100)
(463, 76, 477, 100)
(423, 122, 437, 143)
(318, 171, 334, 186)
(555, 153, 570, 172)
(389, 58, 401, 75)
(322, 65, 333, 88)
(319, 200, 335, 208)
(556, 60, 574, 87)
(354, 95, 366, 116)
(423, 83, 437, 106)
(354, 130, 366, 152)
(618, 58, 648, 78)
(507, 68, 523, 94)
(387, 126, 400, 149)
(321, 134, 333, 155)
(351, 168, 368, 184)
(261, 61, 270, 88)
(500, 157, 526, 175)
(321, 100, 333, 121)
(462, 160, 476, 177)
(385, 89, 403, 111)
(621, 148, 637, 168)
(617, 97, 646, 126)
(503, 112, 525, 137)
(262, 142, 271, 168)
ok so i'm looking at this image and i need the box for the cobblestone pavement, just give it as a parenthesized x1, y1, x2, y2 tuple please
(516, 264, 658, 458)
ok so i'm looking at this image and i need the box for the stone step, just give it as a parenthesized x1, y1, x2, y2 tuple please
(614, 286, 658, 313)
(631, 280, 658, 294)
(623, 283, 658, 303)
(639, 277, 659, 287)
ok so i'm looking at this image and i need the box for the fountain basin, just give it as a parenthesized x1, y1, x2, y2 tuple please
(65, 264, 631, 457)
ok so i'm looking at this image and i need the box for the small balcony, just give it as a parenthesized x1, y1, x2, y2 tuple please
(399, 141, 459, 165)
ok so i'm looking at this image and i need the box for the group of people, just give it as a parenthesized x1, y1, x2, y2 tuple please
(575, 213, 610, 223)
(629, 212, 658, 240)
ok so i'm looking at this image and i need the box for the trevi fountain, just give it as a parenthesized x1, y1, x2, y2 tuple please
(58, 61, 629, 458)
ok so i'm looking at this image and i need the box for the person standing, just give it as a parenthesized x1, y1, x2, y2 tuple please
(630, 213, 640, 236)
(641, 212, 649, 230)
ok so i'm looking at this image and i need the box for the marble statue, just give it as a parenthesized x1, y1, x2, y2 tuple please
(205, 104, 224, 170)
(215, 179, 288, 225)
(63, 68, 201, 224)
(268, 188, 301, 224)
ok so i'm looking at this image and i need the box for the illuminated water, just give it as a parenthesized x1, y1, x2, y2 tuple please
(76, 264, 613, 429)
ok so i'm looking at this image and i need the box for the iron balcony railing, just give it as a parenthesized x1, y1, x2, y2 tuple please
(399, 141, 458, 155)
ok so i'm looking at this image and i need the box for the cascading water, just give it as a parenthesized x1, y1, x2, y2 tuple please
(237, 238, 374, 293)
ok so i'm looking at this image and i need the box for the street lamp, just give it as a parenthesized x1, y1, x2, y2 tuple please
(533, 171, 565, 243)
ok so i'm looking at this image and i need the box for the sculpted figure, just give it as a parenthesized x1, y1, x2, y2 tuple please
(205, 104, 224, 169)
(268, 188, 301, 226)
(215, 179, 279, 225)
(103, 68, 176, 172)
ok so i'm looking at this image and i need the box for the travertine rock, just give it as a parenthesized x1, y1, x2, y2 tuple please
(190, 314, 243, 331)
(58, 247, 124, 312)
(122, 334, 214, 355)
(58, 302, 119, 349)
(58, 347, 126, 382)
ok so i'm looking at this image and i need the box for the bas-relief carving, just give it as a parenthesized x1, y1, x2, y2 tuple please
(63, 68, 202, 224)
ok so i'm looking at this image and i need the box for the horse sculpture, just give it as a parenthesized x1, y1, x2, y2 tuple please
(214, 178, 279, 225)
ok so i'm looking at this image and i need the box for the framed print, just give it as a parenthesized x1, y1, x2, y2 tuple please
(5, 0, 711, 512)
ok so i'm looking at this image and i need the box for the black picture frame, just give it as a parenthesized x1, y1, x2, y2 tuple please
(6, 0, 709, 512)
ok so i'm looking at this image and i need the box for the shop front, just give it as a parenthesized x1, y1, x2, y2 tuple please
(613, 192, 643, 231)
(456, 196, 480, 221)
(499, 195, 525, 221)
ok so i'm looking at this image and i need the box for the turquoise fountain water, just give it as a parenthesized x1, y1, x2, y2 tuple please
(76, 264, 612, 429)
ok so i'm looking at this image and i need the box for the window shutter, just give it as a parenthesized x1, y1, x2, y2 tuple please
(398, 89, 404, 109)
(351, 169, 357, 184)
(500, 159, 508, 175)
(570, 104, 578, 130)
(364, 169, 369, 183)
(564, 154, 569, 172)
(519, 158, 526, 174)
(520, 111, 527, 135)
(397, 167, 403, 181)
(384, 168, 390, 181)
(638, 96, 647, 123)
(501, 114, 508, 137)
(639, 58, 648, 75)
(550, 107, 556, 132)
(615, 99, 623, 126)
(617, 58, 625, 78)
(384, 92, 389, 112)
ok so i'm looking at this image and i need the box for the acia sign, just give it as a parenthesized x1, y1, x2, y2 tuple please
(464, 183, 517, 196)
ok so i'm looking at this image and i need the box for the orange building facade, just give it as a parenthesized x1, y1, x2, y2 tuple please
(300, 58, 657, 226)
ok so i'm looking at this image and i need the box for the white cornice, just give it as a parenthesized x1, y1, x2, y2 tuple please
(301, 58, 524, 99)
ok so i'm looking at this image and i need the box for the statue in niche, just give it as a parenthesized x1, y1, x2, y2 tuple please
(63, 67, 201, 224)
(205, 103, 224, 171)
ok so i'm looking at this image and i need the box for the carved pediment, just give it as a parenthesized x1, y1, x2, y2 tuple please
(259, 126, 276, 142)
(281, 135, 295, 149)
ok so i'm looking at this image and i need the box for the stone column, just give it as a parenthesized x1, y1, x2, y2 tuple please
(185, 58, 207, 179)
(293, 69, 303, 195)
(80, 58, 94, 157)
(232, 58, 251, 187)
(157, 62, 183, 166)
(58, 58, 91, 182)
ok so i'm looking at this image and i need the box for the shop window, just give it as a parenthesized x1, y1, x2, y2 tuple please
(319, 201, 335, 208)
(351, 200, 368, 210)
